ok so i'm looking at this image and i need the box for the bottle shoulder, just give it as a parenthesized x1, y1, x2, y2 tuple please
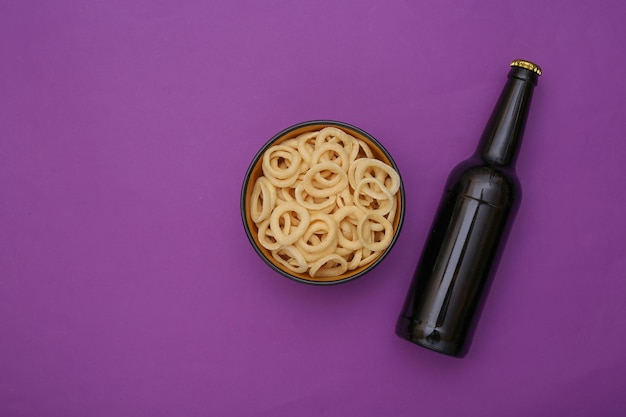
(445, 158, 521, 208)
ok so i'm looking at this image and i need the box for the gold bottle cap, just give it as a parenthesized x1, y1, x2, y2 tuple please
(510, 59, 542, 76)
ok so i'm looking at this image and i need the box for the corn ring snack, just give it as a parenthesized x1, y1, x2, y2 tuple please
(297, 131, 319, 164)
(310, 142, 350, 172)
(349, 138, 374, 162)
(271, 245, 308, 274)
(357, 247, 381, 268)
(358, 212, 394, 252)
(245, 124, 402, 281)
(250, 177, 277, 223)
(309, 253, 349, 278)
(302, 162, 349, 198)
(257, 218, 281, 251)
(315, 127, 355, 155)
(269, 201, 311, 246)
(265, 170, 300, 188)
(353, 158, 401, 195)
(262, 144, 301, 179)
(294, 183, 338, 211)
(333, 206, 365, 251)
(354, 177, 396, 218)
(347, 158, 366, 191)
(343, 247, 363, 270)
(296, 213, 338, 256)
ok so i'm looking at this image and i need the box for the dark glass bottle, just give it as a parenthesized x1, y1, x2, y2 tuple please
(396, 60, 541, 357)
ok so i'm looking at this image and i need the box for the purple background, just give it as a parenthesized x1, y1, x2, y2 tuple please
(2, 0, 625, 416)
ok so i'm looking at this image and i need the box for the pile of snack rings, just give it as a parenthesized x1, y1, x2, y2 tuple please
(250, 127, 401, 279)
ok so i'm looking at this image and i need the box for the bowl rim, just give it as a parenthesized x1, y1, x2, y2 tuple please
(240, 119, 405, 285)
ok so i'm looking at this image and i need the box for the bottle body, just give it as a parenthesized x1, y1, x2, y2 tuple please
(396, 61, 540, 357)
(396, 160, 520, 357)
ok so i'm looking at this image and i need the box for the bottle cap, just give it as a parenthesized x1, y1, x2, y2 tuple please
(510, 59, 542, 76)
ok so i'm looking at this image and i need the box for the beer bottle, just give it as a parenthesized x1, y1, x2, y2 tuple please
(396, 60, 542, 357)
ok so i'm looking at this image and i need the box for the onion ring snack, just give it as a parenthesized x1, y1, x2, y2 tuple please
(242, 121, 404, 285)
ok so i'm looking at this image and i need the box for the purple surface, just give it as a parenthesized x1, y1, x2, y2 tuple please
(2, 0, 625, 416)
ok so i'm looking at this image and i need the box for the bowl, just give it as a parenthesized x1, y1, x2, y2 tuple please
(241, 120, 405, 285)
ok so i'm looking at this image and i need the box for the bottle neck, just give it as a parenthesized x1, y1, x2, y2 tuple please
(475, 67, 538, 169)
